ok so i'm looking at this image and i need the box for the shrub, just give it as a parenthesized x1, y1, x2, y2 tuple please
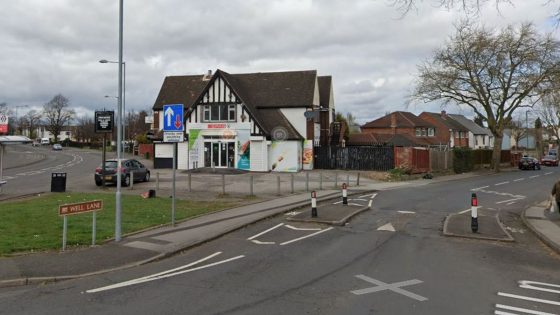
(453, 147, 474, 173)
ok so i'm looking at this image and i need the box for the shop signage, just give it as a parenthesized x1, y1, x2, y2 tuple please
(0, 115, 8, 134)
(59, 200, 103, 216)
(95, 111, 114, 133)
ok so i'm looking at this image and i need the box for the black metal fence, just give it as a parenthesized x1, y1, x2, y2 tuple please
(314, 146, 394, 171)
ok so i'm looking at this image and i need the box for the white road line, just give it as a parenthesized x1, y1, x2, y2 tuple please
(280, 227, 334, 246)
(495, 304, 556, 315)
(506, 202, 516, 205)
(497, 292, 560, 306)
(251, 240, 275, 245)
(513, 178, 525, 182)
(284, 225, 321, 231)
(459, 209, 472, 214)
(495, 182, 509, 186)
(368, 200, 373, 208)
(247, 223, 284, 240)
(472, 185, 489, 191)
(544, 172, 553, 176)
(349, 203, 365, 207)
(370, 193, 378, 199)
(496, 198, 523, 204)
(87, 254, 245, 293)
(397, 211, 416, 214)
(530, 175, 540, 179)
(351, 198, 368, 201)
(333, 201, 342, 205)
(360, 193, 375, 198)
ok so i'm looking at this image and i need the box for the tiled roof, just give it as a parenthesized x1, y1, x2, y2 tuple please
(420, 112, 468, 131)
(448, 114, 493, 136)
(362, 111, 434, 129)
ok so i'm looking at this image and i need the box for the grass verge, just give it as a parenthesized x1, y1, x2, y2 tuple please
(0, 192, 238, 255)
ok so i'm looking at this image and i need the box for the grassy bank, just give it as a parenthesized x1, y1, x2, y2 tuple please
(0, 192, 237, 255)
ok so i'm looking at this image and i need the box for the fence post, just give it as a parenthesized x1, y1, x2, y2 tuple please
(277, 176, 281, 196)
(250, 175, 254, 196)
(290, 174, 294, 194)
(319, 172, 323, 190)
(188, 173, 192, 192)
(306, 172, 309, 191)
(222, 174, 226, 195)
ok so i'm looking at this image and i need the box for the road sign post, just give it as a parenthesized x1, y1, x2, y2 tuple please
(59, 200, 103, 250)
(162, 104, 184, 227)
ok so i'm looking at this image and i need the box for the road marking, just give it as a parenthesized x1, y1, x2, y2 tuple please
(530, 175, 540, 179)
(285, 211, 301, 216)
(495, 181, 509, 186)
(498, 292, 560, 306)
(349, 203, 365, 207)
(472, 185, 489, 191)
(284, 225, 321, 231)
(506, 202, 516, 205)
(87, 252, 245, 293)
(496, 198, 524, 204)
(368, 200, 373, 208)
(476, 189, 525, 199)
(519, 280, 560, 294)
(398, 211, 415, 214)
(351, 198, 368, 202)
(544, 172, 553, 176)
(377, 223, 395, 232)
(247, 223, 284, 240)
(251, 240, 275, 245)
(279, 227, 333, 246)
(351, 275, 427, 301)
(513, 178, 525, 182)
(495, 304, 556, 315)
(459, 209, 472, 214)
(360, 193, 375, 198)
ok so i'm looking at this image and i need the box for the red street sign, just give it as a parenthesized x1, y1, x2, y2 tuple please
(0, 124, 7, 134)
(59, 200, 103, 216)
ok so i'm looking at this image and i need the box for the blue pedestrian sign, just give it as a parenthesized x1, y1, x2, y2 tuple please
(162, 104, 184, 131)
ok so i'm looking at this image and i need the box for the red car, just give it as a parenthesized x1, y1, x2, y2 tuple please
(541, 155, 559, 166)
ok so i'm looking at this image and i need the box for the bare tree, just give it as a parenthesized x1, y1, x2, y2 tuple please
(413, 22, 560, 171)
(538, 90, 560, 146)
(507, 119, 526, 150)
(43, 94, 75, 143)
(21, 110, 42, 139)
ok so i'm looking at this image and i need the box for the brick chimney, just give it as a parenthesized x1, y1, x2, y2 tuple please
(441, 110, 447, 119)
(390, 112, 397, 135)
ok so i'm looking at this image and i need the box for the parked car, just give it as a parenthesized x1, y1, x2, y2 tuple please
(94, 158, 150, 186)
(541, 155, 559, 167)
(518, 157, 541, 170)
(52, 143, 62, 151)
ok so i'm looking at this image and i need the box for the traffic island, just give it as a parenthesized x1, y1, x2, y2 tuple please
(443, 210, 514, 242)
(287, 202, 370, 226)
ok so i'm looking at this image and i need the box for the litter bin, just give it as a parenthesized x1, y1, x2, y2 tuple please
(51, 172, 67, 192)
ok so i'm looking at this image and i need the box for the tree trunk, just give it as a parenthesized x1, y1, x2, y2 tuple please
(491, 136, 503, 172)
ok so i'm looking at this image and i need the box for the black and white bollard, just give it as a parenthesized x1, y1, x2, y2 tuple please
(311, 191, 317, 217)
(471, 193, 478, 233)
(342, 183, 348, 205)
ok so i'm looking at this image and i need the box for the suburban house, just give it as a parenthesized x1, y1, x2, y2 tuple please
(448, 114, 494, 149)
(357, 111, 439, 147)
(152, 69, 335, 172)
(21, 126, 75, 143)
(418, 111, 469, 148)
(502, 128, 538, 150)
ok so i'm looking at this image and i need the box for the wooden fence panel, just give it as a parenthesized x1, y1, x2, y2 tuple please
(314, 146, 394, 171)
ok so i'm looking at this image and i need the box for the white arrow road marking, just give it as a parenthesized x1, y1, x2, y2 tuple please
(377, 223, 395, 232)
(284, 225, 321, 231)
(280, 227, 334, 246)
(247, 223, 284, 240)
(86, 252, 244, 293)
(351, 275, 427, 301)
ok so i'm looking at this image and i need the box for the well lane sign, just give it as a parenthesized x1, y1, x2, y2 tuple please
(59, 200, 103, 216)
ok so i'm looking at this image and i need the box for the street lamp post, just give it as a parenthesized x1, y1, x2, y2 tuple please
(526, 110, 530, 151)
(99, 59, 126, 152)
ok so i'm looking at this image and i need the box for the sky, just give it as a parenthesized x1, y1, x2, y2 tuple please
(0, 0, 557, 125)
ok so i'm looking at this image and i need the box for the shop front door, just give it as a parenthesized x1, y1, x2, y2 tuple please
(205, 141, 235, 168)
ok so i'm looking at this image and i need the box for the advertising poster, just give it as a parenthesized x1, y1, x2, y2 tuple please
(188, 129, 202, 169)
(236, 129, 250, 170)
(270, 141, 300, 172)
(302, 140, 313, 170)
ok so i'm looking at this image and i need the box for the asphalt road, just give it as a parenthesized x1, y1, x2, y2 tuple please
(1, 166, 559, 314)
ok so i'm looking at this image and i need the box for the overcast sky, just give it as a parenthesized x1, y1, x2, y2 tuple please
(0, 0, 556, 124)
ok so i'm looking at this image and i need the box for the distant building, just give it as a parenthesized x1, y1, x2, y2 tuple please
(447, 114, 494, 149)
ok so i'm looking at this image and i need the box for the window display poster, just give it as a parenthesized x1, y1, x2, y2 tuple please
(188, 129, 202, 169)
(237, 129, 250, 170)
(270, 141, 300, 172)
(302, 140, 313, 170)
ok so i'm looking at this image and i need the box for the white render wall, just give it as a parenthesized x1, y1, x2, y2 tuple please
(279, 108, 306, 139)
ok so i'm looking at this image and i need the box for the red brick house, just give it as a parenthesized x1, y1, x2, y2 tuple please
(419, 111, 469, 148)
(358, 111, 438, 146)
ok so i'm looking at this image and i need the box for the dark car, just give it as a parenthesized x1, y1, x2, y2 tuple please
(94, 158, 150, 186)
(541, 155, 559, 167)
(518, 157, 541, 170)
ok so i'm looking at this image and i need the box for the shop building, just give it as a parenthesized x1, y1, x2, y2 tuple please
(152, 69, 334, 172)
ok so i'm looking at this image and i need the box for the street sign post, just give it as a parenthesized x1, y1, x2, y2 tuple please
(95, 111, 114, 186)
(59, 200, 103, 250)
(162, 104, 184, 227)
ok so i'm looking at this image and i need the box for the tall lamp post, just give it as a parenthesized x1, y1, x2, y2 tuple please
(100, 59, 126, 150)
(104, 95, 122, 156)
(526, 110, 530, 151)
(15, 105, 29, 135)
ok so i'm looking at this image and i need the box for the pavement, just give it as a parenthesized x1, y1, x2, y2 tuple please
(2, 153, 560, 288)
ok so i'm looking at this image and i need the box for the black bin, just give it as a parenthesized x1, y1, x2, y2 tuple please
(51, 172, 67, 192)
